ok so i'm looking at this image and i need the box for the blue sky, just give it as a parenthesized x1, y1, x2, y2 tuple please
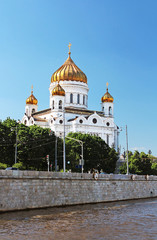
(0, 0, 157, 156)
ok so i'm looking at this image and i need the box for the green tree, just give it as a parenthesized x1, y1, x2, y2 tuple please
(65, 132, 118, 173)
(17, 124, 57, 170)
(120, 150, 152, 175)
(0, 118, 118, 172)
(0, 118, 63, 170)
(151, 162, 157, 175)
(12, 161, 25, 170)
(0, 118, 17, 166)
(0, 162, 7, 169)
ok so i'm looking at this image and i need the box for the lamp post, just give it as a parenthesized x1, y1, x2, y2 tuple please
(55, 137, 58, 171)
(11, 125, 18, 165)
(126, 125, 129, 175)
(46, 155, 49, 172)
(15, 126, 18, 165)
(81, 141, 84, 174)
(120, 125, 129, 175)
(63, 109, 66, 172)
(66, 136, 84, 173)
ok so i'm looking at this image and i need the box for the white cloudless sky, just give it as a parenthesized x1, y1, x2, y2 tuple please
(0, 0, 157, 155)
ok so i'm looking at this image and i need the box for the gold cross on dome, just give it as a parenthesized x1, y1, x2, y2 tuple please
(68, 42, 72, 55)
(31, 85, 33, 94)
(106, 82, 109, 90)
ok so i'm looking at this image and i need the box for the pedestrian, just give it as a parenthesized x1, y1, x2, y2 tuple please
(92, 168, 95, 178)
(94, 171, 98, 180)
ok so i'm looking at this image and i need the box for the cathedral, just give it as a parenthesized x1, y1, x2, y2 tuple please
(22, 44, 120, 151)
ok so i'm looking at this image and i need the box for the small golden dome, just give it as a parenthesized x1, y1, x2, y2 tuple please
(52, 83, 65, 96)
(101, 83, 114, 103)
(26, 86, 38, 105)
(51, 44, 87, 84)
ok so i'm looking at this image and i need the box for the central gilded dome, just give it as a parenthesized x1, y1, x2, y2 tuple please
(51, 52, 87, 84)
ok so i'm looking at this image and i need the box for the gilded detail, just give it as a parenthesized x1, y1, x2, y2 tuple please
(52, 83, 65, 96)
(51, 47, 87, 83)
(26, 87, 38, 105)
(101, 84, 114, 103)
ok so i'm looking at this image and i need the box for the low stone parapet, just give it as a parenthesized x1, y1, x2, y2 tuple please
(0, 170, 157, 212)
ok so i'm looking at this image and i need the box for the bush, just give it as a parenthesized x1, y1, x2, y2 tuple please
(0, 162, 7, 169)
(12, 162, 25, 170)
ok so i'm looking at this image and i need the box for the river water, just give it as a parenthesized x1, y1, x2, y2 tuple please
(0, 198, 157, 240)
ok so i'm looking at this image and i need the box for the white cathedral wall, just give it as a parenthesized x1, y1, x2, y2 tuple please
(34, 111, 117, 149)
(36, 113, 51, 120)
(23, 112, 118, 150)
(49, 80, 89, 109)
(67, 119, 116, 148)
(50, 95, 65, 117)
(50, 122, 115, 148)
(25, 104, 38, 117)
(102, 102, 114, 116)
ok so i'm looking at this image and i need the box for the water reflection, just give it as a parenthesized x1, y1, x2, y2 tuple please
(0, 198, 157, 240)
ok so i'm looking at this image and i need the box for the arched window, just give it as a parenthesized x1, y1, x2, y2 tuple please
(83, 95, 85, 105)
(77, 94, 80, 104)
(102, 106, 104, 112)
(32, 108, 35, 114)
(86, 96, 88, 106)
(52, 100, 54, 109)
(59, 100, 62, 109)
(109, 106, 112, 115)
(24, 120, 27, 125)
(107, 134, 109, 145)
(70, 93, 73, 103)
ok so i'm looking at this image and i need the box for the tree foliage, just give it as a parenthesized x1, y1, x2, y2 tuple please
(120, 151, 152, 175)
(65, 132, 118, 173)
(1, 118, 157, 175)
(0, 119, 118, 172)
(151, 162, 157, 175)
(0, 118, 62, 170)
(0, 162, 7, 169)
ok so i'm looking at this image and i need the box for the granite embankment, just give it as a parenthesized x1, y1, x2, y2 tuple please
(0, 170, 157, 212)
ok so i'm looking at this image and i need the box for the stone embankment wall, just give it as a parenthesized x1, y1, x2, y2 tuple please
(0, 170, 157, 212)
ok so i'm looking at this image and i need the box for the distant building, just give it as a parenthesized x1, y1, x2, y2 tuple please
(22, 44, 120, 151)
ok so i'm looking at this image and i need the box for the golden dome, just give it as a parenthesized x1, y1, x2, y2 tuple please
(26, 87, 38, 105)
(52, 82, 65, 96)
(101, 83, 114, 103)
(51, 44, 87, 84)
